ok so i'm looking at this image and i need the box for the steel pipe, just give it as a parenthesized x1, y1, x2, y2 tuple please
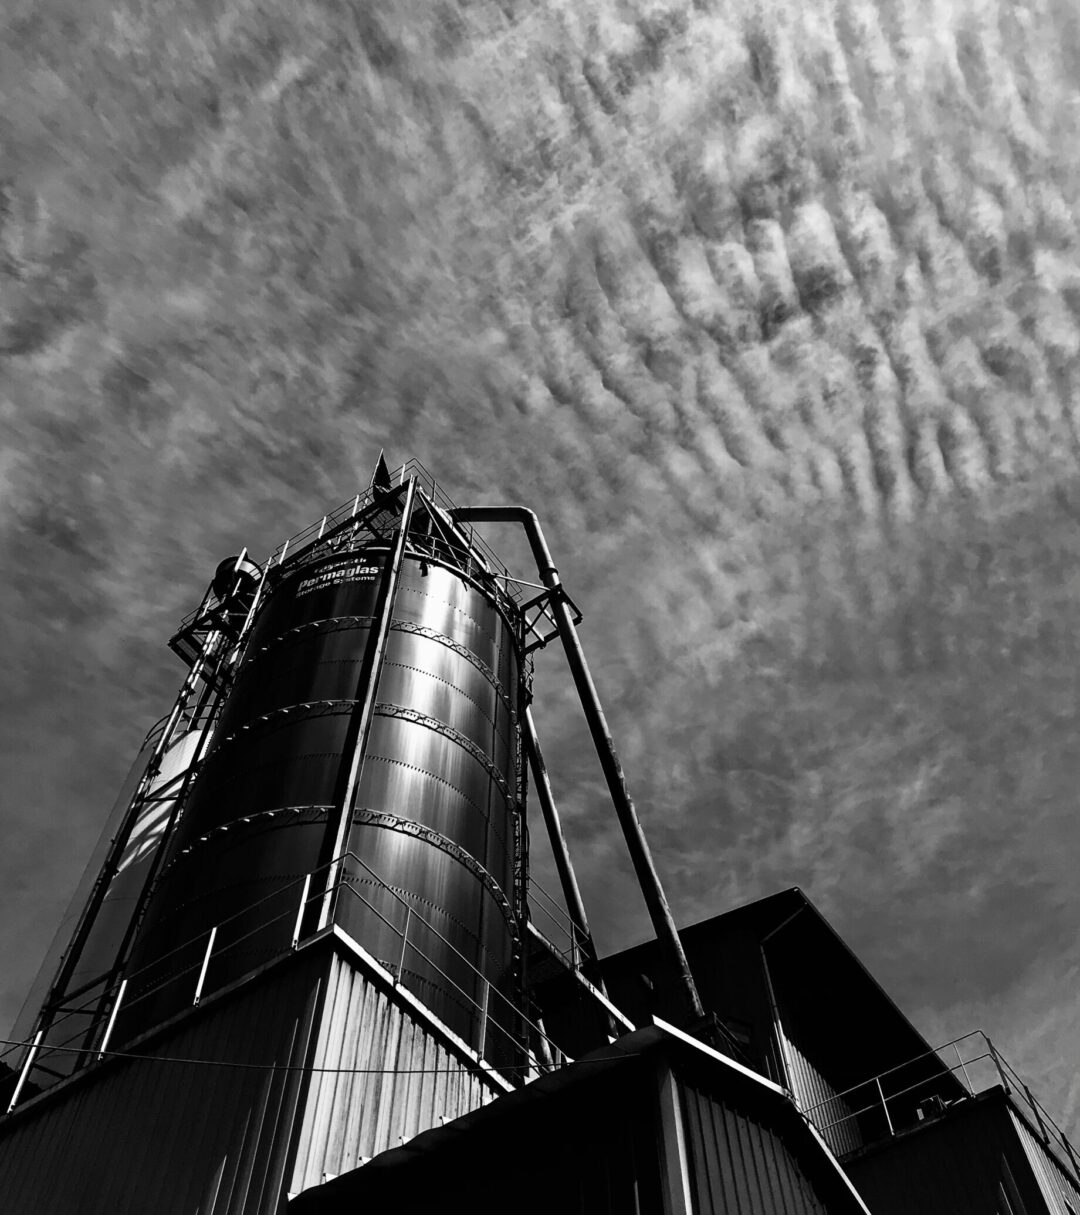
(450, 504, 705, 1025)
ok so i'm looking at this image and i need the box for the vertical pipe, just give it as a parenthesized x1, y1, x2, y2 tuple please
(450, 506, 705, 1025)
(521, 707, 598, 969)
(317, 478, 418, 928)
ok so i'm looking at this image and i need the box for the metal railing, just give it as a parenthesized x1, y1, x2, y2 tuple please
(263, 459, 526, 603)
(5, 850, 568, 1115)
(330, 851, 565, 1072)
(527, 876, 589, 968)
(801, 1029, 1080, 1183)
(171, 458, 531, 645)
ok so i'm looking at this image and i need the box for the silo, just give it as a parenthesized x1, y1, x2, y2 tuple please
(122, 490, 525, 1056)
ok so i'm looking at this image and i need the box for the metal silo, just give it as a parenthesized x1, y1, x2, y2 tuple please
(121, 471, 526, 1055)
(3, 456, 718, 1213)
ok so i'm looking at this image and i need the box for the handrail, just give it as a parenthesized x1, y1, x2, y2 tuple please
(253, 459, 525, 612)
(529, 875, 587, 938)
(332, 849, 562, 1065)
(7, 848, 569, 1113)
(800, 1028, 1080, 1185)
(801, 1029, 986, 1116)
(527, 875, 590, 968)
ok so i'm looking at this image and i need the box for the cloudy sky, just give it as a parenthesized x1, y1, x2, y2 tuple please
(3, 0, 1080, 1134)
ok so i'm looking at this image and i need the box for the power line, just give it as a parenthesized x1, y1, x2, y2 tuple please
(0, 1035, 636, 1079)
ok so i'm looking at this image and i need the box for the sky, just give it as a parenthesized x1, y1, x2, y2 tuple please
(2, 0, 1080, 1135)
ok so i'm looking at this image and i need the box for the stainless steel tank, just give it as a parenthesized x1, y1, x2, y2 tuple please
(123, 532, 524, 1055)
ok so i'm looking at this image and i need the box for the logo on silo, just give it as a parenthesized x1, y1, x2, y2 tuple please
(296, 556, 382, 597)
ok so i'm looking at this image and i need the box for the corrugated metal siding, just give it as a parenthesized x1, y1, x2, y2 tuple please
(0, 950, 324, 1215)
(845, 1093, 1050, 1215)
(679, 1074, 830, 1215)
(782, 1032, 863, 1158)
(289, 1051, 665, 1215)
(1011, 1108, 1080, 1215)
(289, 951, 497, 1194)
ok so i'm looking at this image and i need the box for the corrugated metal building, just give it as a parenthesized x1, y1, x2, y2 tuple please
(526, 890, 1080, 1215)
(4, 463, 1078, 1215)
(0, 932, 505, 1214)
(845, 1087, 1080, 1215)
(534, 888, 965, 1159)
(289, 1021, 873, 1215)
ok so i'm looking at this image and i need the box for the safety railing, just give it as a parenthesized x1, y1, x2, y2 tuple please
(262, 460, 525, 606)
(801, 1030, 1080, 1183)
(527, 876, 589, 968)
(5, 850, 568, 1115)
(328, 850, 566, 1072)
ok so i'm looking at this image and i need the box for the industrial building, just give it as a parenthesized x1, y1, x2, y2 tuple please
(0, 458, 1076, 1214)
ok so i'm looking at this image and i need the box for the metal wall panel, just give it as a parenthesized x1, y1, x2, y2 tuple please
(0, 951, 324, 1215)
(678, 1074, 830, 1215)
(1011, 1108, 1080, 1215)
(289, 1049, 665, 1215)
(290, 1030, 876, 1215)
(781, 1031, 863, 1157)
(289, 951, 497, 1195)
(844, 1092, 1053, 1215)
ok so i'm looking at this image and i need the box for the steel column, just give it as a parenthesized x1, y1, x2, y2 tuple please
(521, 706, 598, 969)
(450, 505, 705, 1025)
(655, 1060, 694, 1215)
(317, 478, 418, 928)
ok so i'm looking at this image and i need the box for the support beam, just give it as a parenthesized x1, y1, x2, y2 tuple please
(318, 477, 418, 926)
(30, 578, 227, 1053)
(521, 707, 598, 970)
(655, 1060, 694, 1215)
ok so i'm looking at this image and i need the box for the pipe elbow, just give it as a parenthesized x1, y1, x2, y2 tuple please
(449, 505, 559, 584)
